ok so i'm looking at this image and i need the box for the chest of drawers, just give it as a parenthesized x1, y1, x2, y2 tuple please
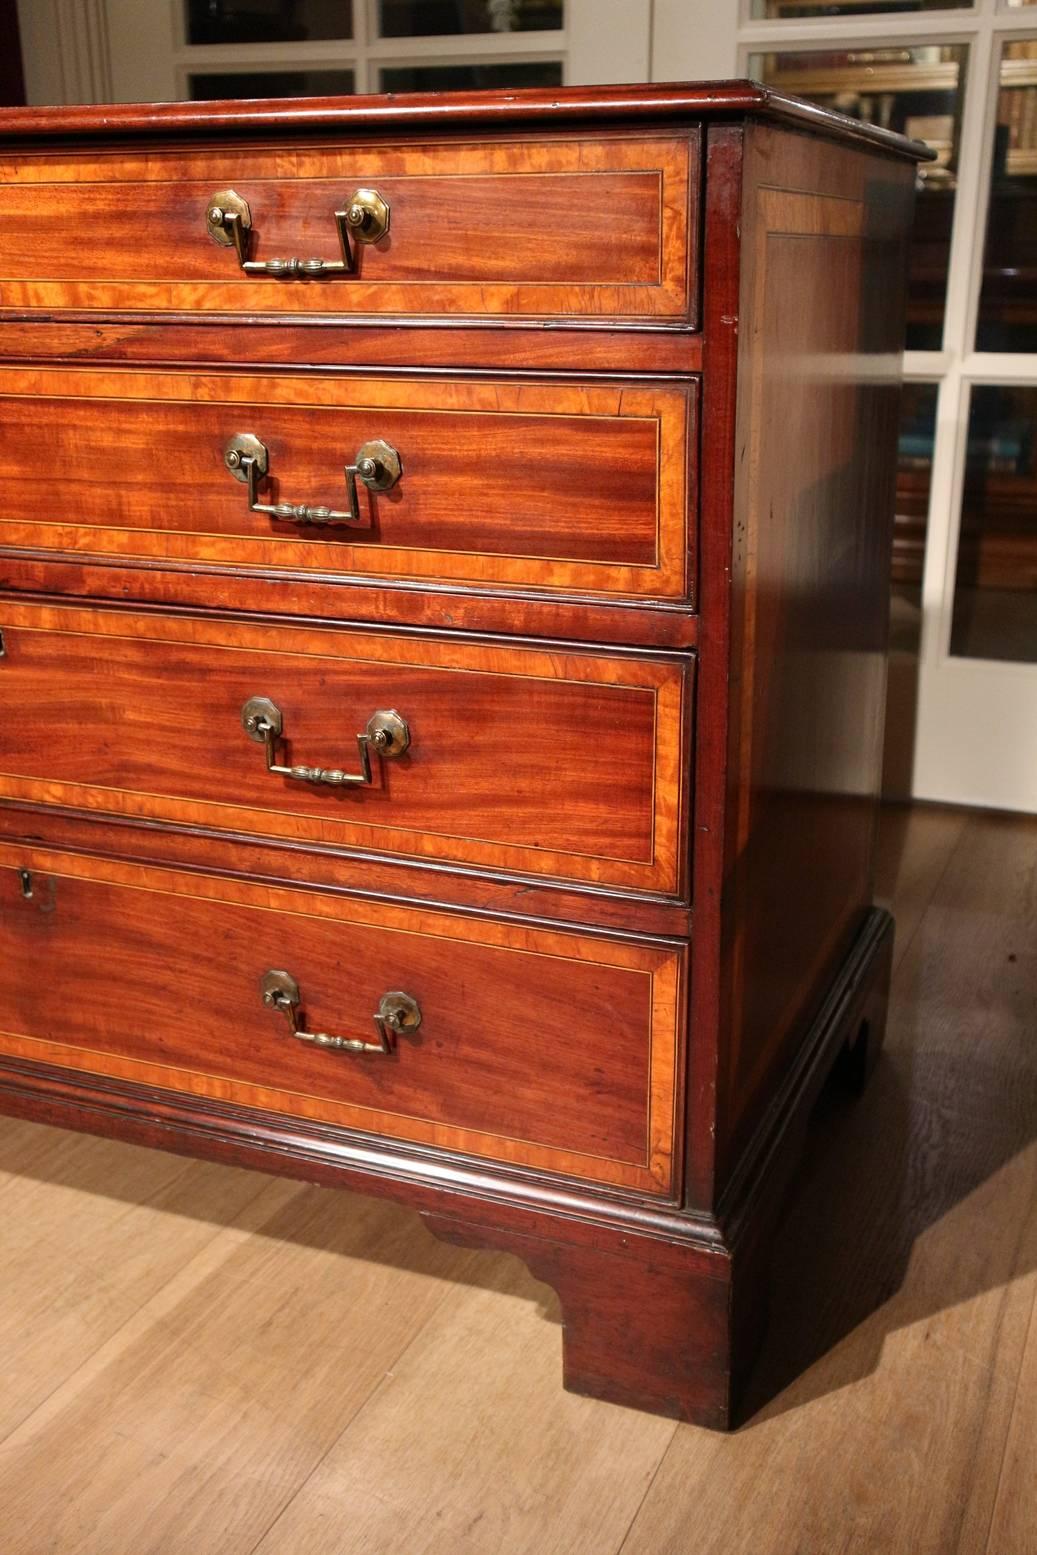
(0, 81, 928, 1427)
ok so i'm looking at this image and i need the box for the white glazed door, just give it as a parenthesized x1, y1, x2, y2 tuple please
(92, 0, 651, 102)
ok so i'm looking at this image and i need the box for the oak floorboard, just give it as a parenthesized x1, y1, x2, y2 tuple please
(250, 1256, 677, 1555)
(0, 1127, 273, 1440)
(0, 1184, 479, 1555)
(872, 799, 968, 972)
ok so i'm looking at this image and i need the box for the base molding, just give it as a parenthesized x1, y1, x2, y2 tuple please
(0, 906, 893, 1427)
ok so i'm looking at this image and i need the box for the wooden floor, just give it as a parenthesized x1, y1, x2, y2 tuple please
(0, 803, 1034, 1555)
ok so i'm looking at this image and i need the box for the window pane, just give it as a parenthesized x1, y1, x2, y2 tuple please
(189, 68, 355, 98)
(380, 60, 562, 91)
(187, 1, 353, 45)
(751, 1, 970, 14)
(750, 46, 967, 350)
(886, 382, 938, 793)
(975, 42, 1037, 351)
(379, 1, 562, 37)
(950, 385, 1037, 663)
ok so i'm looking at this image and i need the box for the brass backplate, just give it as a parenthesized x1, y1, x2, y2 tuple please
(346, 187, 390, 244)
(366, 708, 410, 756)
(379, 990, 422, 1034)
(206, 188, 252, 247)
(356, 438, 403, 492)
(242, 695, 283, 742)
(261, 969, 299, 1009)
(224, 432, 269, 482)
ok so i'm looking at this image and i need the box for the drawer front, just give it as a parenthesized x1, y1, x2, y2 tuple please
(0, 367, 696, 603)
(0, 604, 690, 896)
(0, 847, 684, 1193)
(0, 133, 697, 322)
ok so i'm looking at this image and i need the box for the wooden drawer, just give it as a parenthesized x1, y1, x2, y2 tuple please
(0, 845, 684, 1193)
(0, 133, 697, 322)
(0, 603, 691, 897)
(0, 367, 697, 604)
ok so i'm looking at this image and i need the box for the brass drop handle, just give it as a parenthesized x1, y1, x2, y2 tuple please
(242, 696, 410, 787)
(205, 186, 390, 275)
(261, 970, 421, 1055)
(224, 432, 401, 527)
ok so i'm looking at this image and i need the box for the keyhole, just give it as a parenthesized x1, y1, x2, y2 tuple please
(19, 869, 33, 899)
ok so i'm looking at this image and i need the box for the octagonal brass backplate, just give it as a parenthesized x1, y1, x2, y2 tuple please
(224, 432, 269, 483)
(206, 188, 252, 247)
(356, 438, 403, 493)
(346, 187, 390, 244)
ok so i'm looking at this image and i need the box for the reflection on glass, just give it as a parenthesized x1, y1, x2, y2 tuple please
(893, 382, 937, 645)
(1004, 1, 1037, 8)
(751, 1, 969, 14)
(951, 386, 1037, 662)
(189, 68, 355, 99)
(380, 60, 562, 91)
(187, 1, 353, 45)
(885, 382, 938, 795)
(750, 46, 967, 350)
(379, 1, 562, 37)
(975, 43, 1037, 351)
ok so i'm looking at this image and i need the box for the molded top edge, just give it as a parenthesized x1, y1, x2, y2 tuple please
(0, 78, 934, 160)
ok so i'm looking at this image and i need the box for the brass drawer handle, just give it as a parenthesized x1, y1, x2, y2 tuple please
(261, 970, 421, 1056)
(224, 432, 401, 527)
(241, 696, 410, 787)
(206, 186, 389, 275)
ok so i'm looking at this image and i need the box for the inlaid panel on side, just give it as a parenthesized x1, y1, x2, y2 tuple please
(0, 847, 685, 1192)
(718, 126, 915, 1174)
(0, 368, 697, 603)
(0, 602, 691, 896)
(0, 132, 697, 321)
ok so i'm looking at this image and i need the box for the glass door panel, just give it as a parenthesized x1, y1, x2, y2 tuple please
(751, 1, 972, 14)
(186, 1, 354, 44)
(188, 66, 355, 96)
(976, 41, 1037, 351)
(377, 1, 563, 35)
(379, 60, 561, 88)
(950, 385, 1037, 662)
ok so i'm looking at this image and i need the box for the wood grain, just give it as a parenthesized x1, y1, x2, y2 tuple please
(715, 124, 917, 1181)
(0, 133, 696, 322)
(0, 1181, 479, 1555)
(0, 600, 691, 895)
(0, 366, 696, 602)
(251, 1252, 678, 1555)
(0, 79, 933, 162)
(0, 801, 695, 940)
(0, 1122, 272, 1440)
(0, 318, 704, 375)
(0, 844, 685, 1192)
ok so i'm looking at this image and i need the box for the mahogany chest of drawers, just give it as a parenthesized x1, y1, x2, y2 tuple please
(0, 81, 928, 1427)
